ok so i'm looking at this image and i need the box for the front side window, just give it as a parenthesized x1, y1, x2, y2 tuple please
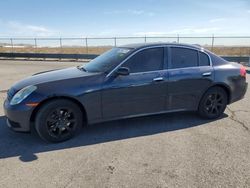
(170, 47, 198, 69)
(83, 47, 132, 73)
(122, 47, 164, 73)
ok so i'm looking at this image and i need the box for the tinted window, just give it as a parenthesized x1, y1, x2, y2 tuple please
(123, 48, 164, 73)
(170, 47, 198, 69)
(199, 52, 210, 66)
(209, 52, 228, 66)
(83, 47, 132, 73)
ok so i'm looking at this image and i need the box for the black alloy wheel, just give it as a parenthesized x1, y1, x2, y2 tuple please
(35, 99, 83, 142)
(46, 108, 76, 139)
(198, 87, 227, 119)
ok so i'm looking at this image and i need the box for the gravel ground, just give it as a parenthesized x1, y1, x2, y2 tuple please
(0, 60, 249, 188)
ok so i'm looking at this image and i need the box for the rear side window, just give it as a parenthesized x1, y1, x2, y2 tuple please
(170, 47, 198, 69)
(123, 47, 164, 73)
(199, 52, 210, 66)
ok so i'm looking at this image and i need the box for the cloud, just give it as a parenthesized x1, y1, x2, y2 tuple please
(105, 9, 155, 16)
(1, 21, 57, 37)
(134, 31, 169, 36)
(26, 25, 50, 33)
(128, 9, 144, 15)
(96, 29, 120, 36)
(172, 27, 221, 34)
(134, 27, 221, 36)
(209, 18, 226, 23)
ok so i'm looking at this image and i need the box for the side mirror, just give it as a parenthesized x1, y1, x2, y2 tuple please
(116, 67, 130, 76)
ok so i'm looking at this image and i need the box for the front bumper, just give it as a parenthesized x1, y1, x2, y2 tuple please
(3, 99, 33, 132)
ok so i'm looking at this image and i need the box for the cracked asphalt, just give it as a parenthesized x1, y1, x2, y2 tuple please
(0, 60, 249, 188)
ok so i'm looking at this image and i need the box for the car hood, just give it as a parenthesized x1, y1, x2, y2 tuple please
(12, 67, 98, 91)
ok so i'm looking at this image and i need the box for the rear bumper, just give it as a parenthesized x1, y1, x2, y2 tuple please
(3, 99, 33, 132)
(230, 82, 248, 104)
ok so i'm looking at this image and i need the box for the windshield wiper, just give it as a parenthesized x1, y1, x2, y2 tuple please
(77, 66, 87, 72)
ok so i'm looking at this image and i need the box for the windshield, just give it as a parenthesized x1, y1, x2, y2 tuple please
(82, 47, 132, 73)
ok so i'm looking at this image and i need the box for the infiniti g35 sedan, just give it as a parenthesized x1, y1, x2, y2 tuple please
(4, 43, 248, 142)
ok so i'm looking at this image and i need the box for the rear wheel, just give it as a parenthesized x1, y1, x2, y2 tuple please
(198, 87, 228, 119)
(35, 99, 83, 142)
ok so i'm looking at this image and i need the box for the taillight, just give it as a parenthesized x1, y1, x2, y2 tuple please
(240, 66, 246, 78)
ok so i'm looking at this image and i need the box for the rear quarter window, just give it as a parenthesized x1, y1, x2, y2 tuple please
(208, 52, 228, 66)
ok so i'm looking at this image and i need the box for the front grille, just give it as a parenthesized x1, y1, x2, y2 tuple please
(7, 88, 16, 101)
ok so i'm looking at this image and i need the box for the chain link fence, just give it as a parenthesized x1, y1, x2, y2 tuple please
(0, 35, 250, 56)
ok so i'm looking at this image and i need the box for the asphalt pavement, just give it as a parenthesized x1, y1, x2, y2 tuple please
(0, 60, 249, 188)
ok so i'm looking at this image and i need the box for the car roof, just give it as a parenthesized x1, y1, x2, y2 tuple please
(120, 42, 202, 50)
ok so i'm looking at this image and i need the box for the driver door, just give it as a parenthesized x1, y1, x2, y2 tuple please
(101, 47, 168, 119)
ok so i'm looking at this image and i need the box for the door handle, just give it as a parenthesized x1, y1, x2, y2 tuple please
(153, 77, 164, 82)
(202, 72, 212, 77)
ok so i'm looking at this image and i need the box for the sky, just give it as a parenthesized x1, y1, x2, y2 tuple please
(0, 0, 250, 37)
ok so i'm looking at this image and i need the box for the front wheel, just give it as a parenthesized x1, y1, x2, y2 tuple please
(35, 99, 83, 142)
(198, 87, 228, 119)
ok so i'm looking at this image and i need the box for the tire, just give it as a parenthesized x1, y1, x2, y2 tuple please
(35, 99, 83, 142)
(198, 87, 228, 119)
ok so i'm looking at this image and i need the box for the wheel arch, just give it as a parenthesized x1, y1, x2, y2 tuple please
(202, 83, 231, 104)
(30, 96, 88, 126)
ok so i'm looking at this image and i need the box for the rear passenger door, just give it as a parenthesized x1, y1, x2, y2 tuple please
(167, 47, 214, 111)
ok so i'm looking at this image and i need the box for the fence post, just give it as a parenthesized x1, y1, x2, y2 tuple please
(144, 35, 147, 43)
(34, 38, 37, 51)
(177, 34, 180, 43)
(59, 38, 62, 48)
(211, 34, 214, 52)
(59, 38, 63, 56)
(85, 37, 88, 54)
(10, 38, 14, 53)
(114, 37, 117, 47)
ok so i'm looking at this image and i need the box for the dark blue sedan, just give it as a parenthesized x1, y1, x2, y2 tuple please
(4, 43, 248, 142)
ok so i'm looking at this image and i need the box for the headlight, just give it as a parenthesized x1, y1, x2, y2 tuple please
(10, 85, 37, 105)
